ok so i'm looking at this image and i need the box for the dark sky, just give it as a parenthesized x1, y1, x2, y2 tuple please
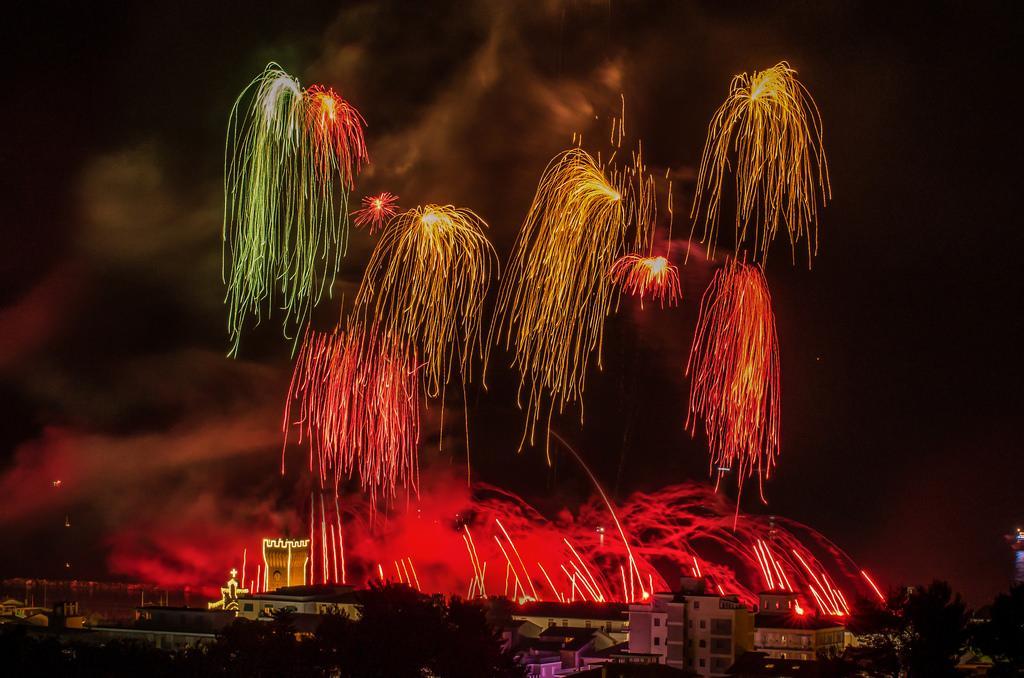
(2, 1, 1022, 606)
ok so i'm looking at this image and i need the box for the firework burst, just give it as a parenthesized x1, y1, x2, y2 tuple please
(354, 204, 497, 399)
(352, 192, 400, 233)
(230, 475, 876, 613)
(691, 62, 829, 266)
(490, 147, 651, 455)
(223, 64, 367, 355)
(305, 84, 368, 190)
(686, 259, 780, 505)
(610, 254, 682, 308)
(283, 323, 420, 506)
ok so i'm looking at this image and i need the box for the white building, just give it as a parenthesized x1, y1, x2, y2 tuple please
(753, 591, 846, 661)
(235, 583, 360, 621)
(628, 578, 754, 676)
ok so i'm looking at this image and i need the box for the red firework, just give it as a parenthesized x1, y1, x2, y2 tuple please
(283, 324, 420, 506)
(686, 259, 780, 505)
(305, 85, 369, 189)
(610, 254, 682, 308)
(223, 476, 877, 615)
(352, 192, 400, 233)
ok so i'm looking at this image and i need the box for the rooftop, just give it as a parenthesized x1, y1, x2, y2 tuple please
(515, 600, 628, 620)
(243, 584, 358, 604)
(754, 612, 845, 631)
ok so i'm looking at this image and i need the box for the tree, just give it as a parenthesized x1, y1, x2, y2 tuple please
(188, 609, 318, 677)
(971, 583, 1024, 675)
(313, 582, 522, 678)
(899, 581, 970, 677)
(433, 596, 523, 678)
(846, 595, 902, 676)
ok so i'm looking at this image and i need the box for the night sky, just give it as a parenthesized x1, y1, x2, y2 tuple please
(2, 1, 1021, 606)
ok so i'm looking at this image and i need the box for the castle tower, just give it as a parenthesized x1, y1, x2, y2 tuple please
(262, 538, 310, 591)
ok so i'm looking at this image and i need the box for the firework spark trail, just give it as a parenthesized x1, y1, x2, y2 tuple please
(284, 478, 874, 615)
(354, 204, 497, 400)
(352, 192, 400, 233)
(690, 61, 830, 266)
(489, 148, 653, 456)
(861, 569, 886, 603)
(686, 259, 780, 508)
(223, 64, 367, 355)
(610, 254, 682, 308)
(284, 323, 420, 506)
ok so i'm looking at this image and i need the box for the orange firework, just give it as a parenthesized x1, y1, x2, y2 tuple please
(686, 259, 780, 505)
(353, 192, 400, 233)
(284, 323, 420, 506)
(610, 254, 682, 308)
(304, 85, 368, 190)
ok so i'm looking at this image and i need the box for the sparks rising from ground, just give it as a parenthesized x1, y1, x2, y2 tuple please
(223, 64, 367, 355)
(354, 205, 497, 400)
(230, 477, 875, 616)
(610, 254, 682, 308)
(283, 323, 420, 506)
(489, 148, 652, 455)
(691, 62, 829, 266)
(686, 259, 780, 507)
(352, 192, 400, 233)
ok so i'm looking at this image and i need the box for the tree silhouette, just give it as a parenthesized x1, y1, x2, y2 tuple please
(899, 581, 970, 677)
(314, 582, 522, 678)
(971, 583, 1024, 676)
(188, 610, 318, 677)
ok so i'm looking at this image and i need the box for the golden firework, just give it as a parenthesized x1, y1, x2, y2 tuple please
(490, 148, 652, 454)
(353, 205, 497, 398)
(691, 62, 829, 266)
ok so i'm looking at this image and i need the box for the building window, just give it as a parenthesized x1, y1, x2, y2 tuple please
(654, 637, 661, 646)
(699, 639, 706, 648)
(654, 618, 661, 627)
(711, 638, 732, 654)
(700, 620, 706, 629)
(711, 618, 732, 634)
(694, 601, 700, 610)
(562, 619, 568, 627)
(699, 659, 706, 668)
(243, 603, 253, 612)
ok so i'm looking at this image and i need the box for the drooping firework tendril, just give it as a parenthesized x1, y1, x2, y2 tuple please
(223, 63, 367, 356)
(489, 147, 653, 457)
(686, 259, 780, 510)
(690, 61, 829, 266)
(283, 322, 420, 508)
(353, 204, 497, 399)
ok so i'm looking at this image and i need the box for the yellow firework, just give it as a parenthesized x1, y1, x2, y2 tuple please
(691, 61, 829, 266)
(490, 147, 652, 454)
(353, 205, 497, 398)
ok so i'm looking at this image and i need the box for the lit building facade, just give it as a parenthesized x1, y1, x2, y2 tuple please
(235, 584, 359, 621)
(628, 578, 754, 676)
(753, 591, 846, 661)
